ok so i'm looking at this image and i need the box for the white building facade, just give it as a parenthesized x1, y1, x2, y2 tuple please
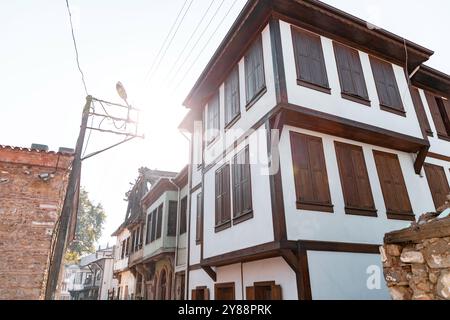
(179, 0, 450, 300)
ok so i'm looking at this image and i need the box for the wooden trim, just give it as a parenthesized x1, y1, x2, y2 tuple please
(189, 264, 202, 271)
(341, 92, 371, 106)
(200, 241, 297, 267)
(437, 134, 450, 142)
(214, 220, 231, 233)
(296, 202, 334, 213)
(281, 103, 429, 154)
(232, 210, 254, 226)
(298, 240, 381, 254)
(269, 17, 288, 104)
(202, 266, 217, 282)
(245, 86, 267, 110)
(224, 113, 241, 131)
(297, 247, 312, 300)
(345, 207, 378, 217)
(385, 217, 450, 244)
(414, 145, 429, 174)
(214, 282, 235, 300)
(190, 183, 202, 194)
(297, 79, 331, 94)
(380, 104, 407, 117)
(266, 117, 287, 241)
(427, 152, 450, 162)
(387, 212, 416, 221)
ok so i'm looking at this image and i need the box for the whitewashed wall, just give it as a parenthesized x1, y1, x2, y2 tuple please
(202, 127, 274, 259)
(113, 229, 130, 272)
(307, 251, 390, 300)
(279, 126, 436, 244)
(279, 20, 424, 140)
(188, 269, 214, 299)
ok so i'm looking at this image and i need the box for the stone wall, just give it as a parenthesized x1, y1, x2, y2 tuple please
(0, 146, 73, 300)
(381, 201, 450, 300)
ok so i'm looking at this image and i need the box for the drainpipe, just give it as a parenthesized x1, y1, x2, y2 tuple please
(168, 178, 181, 300)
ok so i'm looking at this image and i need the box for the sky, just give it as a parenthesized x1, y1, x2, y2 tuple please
(1, 0, 449, 249)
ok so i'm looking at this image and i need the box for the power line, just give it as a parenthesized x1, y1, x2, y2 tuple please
(146, 0, 195, 85)
(164, 0, 217, 83)
(65, 0, 89, 96)
(167, 0, 227, 86)
(173, 0, 239, 91)
(143, 0, 189, 82)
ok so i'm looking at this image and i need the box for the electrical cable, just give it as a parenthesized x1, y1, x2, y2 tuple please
(65, 0, 89, 96)
(173, 0, 239, 91)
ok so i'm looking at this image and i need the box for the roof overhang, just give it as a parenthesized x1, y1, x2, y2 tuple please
(183, 0, 433, 110)
(411, 65, 450, 98)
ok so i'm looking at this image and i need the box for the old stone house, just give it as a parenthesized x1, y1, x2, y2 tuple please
(0, 144, 73, 299)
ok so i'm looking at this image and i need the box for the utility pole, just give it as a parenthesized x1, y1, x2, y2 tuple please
(45, 95, 92, 300)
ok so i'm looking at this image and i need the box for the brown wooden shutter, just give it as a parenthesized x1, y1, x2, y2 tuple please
(180, 197, 187, 234)
(156, 204, 163, 239)
(191, 289, 197, 300)
(196, 192, 203, 243)
(426, 92, 448, 138)
(215, 169, 221, 226)
(370, 56, 403, 111)
(215, 164, 231, 226)
(223, 164, 231, 222)
(290, 132, 333, 212)
(291, 27, 329, 88)
(334, 42, 369, 100)
(245, 37, 265, 103)
(225, 66, 240, 126)
(424, 163, 450, 210)
(373, 151, 413, 219)
(232, 146, 252, 217)
(270, 284, 282, 300)
(246, 286, 255, 300)
(203, 288, 210, 300)
(410, 87, 433, 137)
(335, 142, 376, 216)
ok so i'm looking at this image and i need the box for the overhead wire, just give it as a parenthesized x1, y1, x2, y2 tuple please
(65, 0, 89, 96)
(166, 0, 227, 86)
(164, 0, 217, 83)
(172, 0, 239, 91)
(143, 0, 190, 82)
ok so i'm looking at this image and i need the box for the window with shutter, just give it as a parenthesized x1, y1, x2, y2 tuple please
(215, 164, 231, 231)
(196, 192, 203, 244)
(167, 201, 177, 237)
(291, 26, 329, 93)
(246, 281, 282, 300)
(410, 87, 433, 137)
(215, 283, 235, 300)
(334, 142, 377, 217)
(191, 286, 209, 300)
(369, 56, 404, 115)
(424, 163, 450, 210)
(373, 150, 414, 220)
(245, 37, 265, 107)
(225, 66, 240, 127)
(150, 209, 157, 242)
(206, 92, 220, 144)
(180, 197, 187, 234)
(333, 42, 370, 105)
(425, 92, 450, 140)
(232, 146, 253, 222)
(290, 132, 333, 212)
(156, 204, 163, 239)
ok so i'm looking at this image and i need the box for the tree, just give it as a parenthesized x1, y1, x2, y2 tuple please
(65, 188, 106, 263)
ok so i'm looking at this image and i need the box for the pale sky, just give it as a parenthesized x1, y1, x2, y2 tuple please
(1, 0, 449, 248)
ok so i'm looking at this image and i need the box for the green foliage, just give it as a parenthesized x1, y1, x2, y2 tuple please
(65, 188, 106, 263)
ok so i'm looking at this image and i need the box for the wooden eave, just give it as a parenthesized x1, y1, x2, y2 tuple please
(141, 178, 178, 209)
(411, 65, 450, 98)
(277, 103, 430, 173)
(183, 0, 433, 110)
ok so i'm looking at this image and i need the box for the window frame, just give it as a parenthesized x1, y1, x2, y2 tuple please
(369, 56, 405, 116)
(206, 92, 220, 145)
(214, 282, 235, 300)
(195, 192, 203, 245)
(245, 36, 266, 109)
(215, 163, 231, 232)
(291, 26, 330, 94)
(180, 196, 188, 235)
(334, 141, 377, 217)
(424, 163, 450, 210)
(333, 41, 370, 106)
(232, 146, 253, 224)
(224, 65, 241, 128)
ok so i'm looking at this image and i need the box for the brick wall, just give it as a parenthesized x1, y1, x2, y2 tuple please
(0, 146, 73, 300)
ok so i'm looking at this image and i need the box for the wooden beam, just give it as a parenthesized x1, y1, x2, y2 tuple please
(201, 266, 217, 282)
(280, 249, 298, 271)
(385, 217, 450, 244)
(414, 146, 429, 174)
